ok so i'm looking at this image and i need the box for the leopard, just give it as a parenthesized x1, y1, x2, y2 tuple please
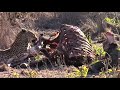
(0, 29, 37, 63)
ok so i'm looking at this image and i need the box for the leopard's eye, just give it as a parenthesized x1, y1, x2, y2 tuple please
(32, 40, 35, 42)
(32, 39, 37, 43)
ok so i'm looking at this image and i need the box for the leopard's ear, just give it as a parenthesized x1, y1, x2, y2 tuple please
(22, 29, 27, 33)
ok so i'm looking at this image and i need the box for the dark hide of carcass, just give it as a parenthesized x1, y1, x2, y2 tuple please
(56, 24, 95, 66)
(38, 24, 95, 67)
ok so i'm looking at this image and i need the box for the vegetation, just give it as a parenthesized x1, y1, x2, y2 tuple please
(92, 44, 106, 57)
(11, 72, 20, 78)
(21, 69, 38, 78)
(104, 17, 120, 27)
(66, 65, 89, 78)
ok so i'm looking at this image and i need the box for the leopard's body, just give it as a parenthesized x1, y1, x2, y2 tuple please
(0, 29, 37, 63)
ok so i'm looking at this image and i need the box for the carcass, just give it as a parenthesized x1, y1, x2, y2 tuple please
(33, 24, 95, 67)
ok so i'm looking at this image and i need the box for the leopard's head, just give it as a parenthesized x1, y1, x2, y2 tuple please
(21, 29, 37, 44)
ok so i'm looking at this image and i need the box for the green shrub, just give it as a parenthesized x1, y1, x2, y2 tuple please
(66, 65, 89, 78)
(104, 17, 120, 26)
(34, 54, 46, 62)
(11, 72, 20, 78)
(92, 44, 106, 57)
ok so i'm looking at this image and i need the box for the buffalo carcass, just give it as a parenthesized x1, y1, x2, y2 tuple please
(56, 24, 95, 66)
(31, 24, 95, 67)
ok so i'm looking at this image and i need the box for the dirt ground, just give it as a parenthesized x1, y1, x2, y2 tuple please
(0, 64, 119, 78)
(0, 65, 78, 78)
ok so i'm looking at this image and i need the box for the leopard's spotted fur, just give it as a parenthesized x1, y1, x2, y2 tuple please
(0, 29, 37, 63)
